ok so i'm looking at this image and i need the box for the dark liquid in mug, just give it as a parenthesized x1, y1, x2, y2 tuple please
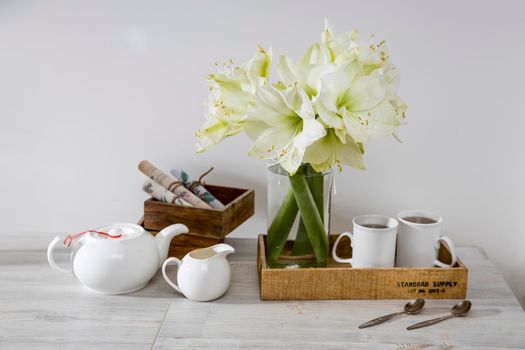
(361, 224, 389, 229)
(403, 216, 438, 224)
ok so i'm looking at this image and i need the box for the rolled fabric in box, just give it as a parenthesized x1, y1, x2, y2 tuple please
(170, 168, 225, 209)
(142, 179, 191, 206)
(138, 160, 211, 209)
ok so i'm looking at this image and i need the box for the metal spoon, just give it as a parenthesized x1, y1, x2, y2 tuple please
(359, 299, 425, 329)
(407, 300, 472, 330)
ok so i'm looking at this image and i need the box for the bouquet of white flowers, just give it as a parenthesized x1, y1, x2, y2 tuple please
(197, 21, 406, 266)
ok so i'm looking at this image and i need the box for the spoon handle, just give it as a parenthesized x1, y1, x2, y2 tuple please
(407, 314, 454, 330)
(359, 312, 404, 329)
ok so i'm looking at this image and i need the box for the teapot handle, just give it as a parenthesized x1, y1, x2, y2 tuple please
(162, 257, 182, 294)
(47, 236, 73, 274)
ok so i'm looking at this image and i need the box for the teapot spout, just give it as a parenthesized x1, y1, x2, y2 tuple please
(211, 243, 235, 257)
(156, 224, 189, 265)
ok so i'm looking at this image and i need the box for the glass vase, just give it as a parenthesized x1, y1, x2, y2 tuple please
(266, 163, 333, 268)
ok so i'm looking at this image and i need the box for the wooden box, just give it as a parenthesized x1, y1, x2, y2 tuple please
(143, 184, 255, 237)
(141, 184, 254, 259)
(257, 234, 468, 300)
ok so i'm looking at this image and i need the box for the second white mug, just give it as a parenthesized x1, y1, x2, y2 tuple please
(396, 210, 457, 268)
(332, 215, 398, 268)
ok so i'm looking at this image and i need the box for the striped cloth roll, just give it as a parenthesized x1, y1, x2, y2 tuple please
(170, 168, 224, 209)
(142, 179, 191, 206)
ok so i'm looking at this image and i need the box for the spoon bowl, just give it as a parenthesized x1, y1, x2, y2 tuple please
(451, 300, 472, 317)
(404, 298, 425, 314)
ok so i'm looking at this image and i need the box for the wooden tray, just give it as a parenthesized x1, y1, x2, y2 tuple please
(257, 234, 468, 300)
(143, 184, 254, 237)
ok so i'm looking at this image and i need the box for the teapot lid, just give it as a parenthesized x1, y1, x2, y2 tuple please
(89, 223, 144, 241)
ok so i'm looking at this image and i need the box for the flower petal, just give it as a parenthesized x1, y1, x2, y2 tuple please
(276, 55, 297, 86)
(285, 85, 315, 120)
(280, 145, 305, 175)
(336, 134, 365, 170)
(345, 75, 387, 111)
(341, 108, 369, 143)
(316, 62, 359, 131)
(196, 117, 230, 152)
(243, 118, 270, 141)
(246, 46, 272, 88)
(299, 43, 332, 65)
(299, 63, 337, 97)
(293, 118, 326, 149)
(349, 100, 401, 140)
(382, 64, 400, 100)
(316, 94, 343, 130)
(304, 129, 334, 173)
(278, 53, 336, 98)
(208, 74, 251, 113)
(248, 125, 297, 159)
(321, 18, 334, 44)
(320, 61, 359, 98)
(305, 129, 365, 171)
(334, 127, 347, 144)
(252, 87, 295, 125)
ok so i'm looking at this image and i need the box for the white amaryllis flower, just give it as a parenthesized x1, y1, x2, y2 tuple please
(316, 60, 405, 144)
(304, 128, 365, 173)
(246, 85, 326, 174)
(196, 20, 407, 176)
(276, 42, 336, 98)
(322, 20, 389, 74)
(196, 46, 271, 152)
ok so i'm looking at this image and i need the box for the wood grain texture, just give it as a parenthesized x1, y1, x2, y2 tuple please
(258, 235, 468, 300)
(1, 233, 524, 349)
(155, 240, 525, 349)
(143, 184, 255, 237)
(0, 249, 173, 350)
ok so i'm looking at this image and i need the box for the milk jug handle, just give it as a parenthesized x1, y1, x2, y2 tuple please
(47, 236, 73, 274)
(162, 257, 182, 293)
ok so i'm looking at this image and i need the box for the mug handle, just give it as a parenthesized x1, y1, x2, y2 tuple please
(162, 257, 182, 293)
(332, 232, 353, 264)
(433, 236, 457, 268)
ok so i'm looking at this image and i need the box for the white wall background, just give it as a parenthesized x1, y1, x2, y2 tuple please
(1, 0, 524, 306)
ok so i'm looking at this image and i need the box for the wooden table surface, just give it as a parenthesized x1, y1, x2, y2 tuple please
(1, 233, 525, 349)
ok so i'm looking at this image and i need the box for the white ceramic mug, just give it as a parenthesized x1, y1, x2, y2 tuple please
(332, 215, 398, 268)
(396, 210, 457, 268)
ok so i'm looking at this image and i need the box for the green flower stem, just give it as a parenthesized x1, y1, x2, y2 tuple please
(266, 188, 298, 261)
(291, 219, 312, 256)
(289, 172, 329, 266)
(291, 173, 324, 256)
(309, 174, 325, 222)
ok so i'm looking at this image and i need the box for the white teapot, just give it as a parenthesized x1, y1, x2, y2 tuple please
(47, 223, 188, 294)
(162, 243, 235, 301)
